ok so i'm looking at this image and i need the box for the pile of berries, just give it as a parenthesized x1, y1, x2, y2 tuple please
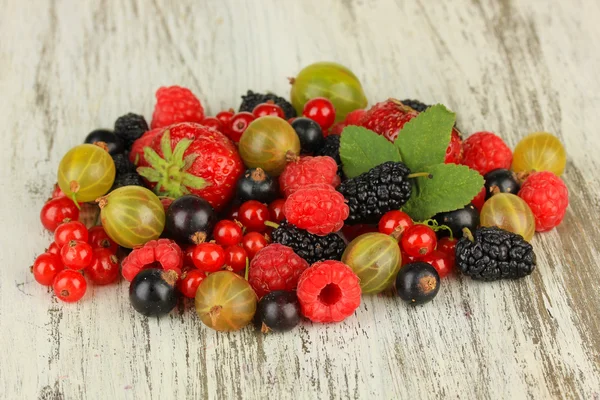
(30, 61, 568, 334)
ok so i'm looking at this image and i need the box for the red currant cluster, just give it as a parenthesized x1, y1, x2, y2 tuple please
(34, 187, 120, 302)
(378, 211, 456, 278)
(206, 96, 336, 143)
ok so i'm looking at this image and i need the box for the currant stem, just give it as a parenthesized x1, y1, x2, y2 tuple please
(407, 172, 433, 179)
(264, 221, 279, 229)
(244, 257, 250, 281)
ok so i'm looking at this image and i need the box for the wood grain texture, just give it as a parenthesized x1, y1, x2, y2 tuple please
(1, 0, 599, 398)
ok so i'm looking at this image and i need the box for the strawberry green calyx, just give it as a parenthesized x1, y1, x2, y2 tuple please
(137, 130, 209, 198)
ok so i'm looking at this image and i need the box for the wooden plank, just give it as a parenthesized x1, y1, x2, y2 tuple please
(0, 0, 599, 398)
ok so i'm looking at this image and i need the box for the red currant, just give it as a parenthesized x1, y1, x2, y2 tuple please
(31, 253, 64, 286)
(472, 187, 486, 212)
(401, 225, 437, 258)
(177, 269, 206, 298)
(216, 109, 235, 126)
(227, 112, 255, 142)
(183, 246, 195, 268)
(242, 232, 268, 259)
(302, 97, 336, 131)
(437, 237, 457, 260)
(400, 248, 417, 266)
(40, 197, 80, 232)
(192, 243, 226, 272)
(61, 240, 94, 270)
(268, 199, 286, 223)
(252, 102, 285, 119)
(420, 250, 454, 278)
(87, 226, 118, 253)
(54, 220, 88, 247)
(238, 200, 269, 232)
(341, 224, 378, 242)
(224, 245, 247, 272)
(213, 220, 243, 246)
(224, 205, 240, 221)
(378, 210, 413, 236)
(87, 248, 120, 285)
(51, 183, 65, 198)
(200, 116, 224, 131)
(47, 242, 61, 255)
(53, 269, 87, 302)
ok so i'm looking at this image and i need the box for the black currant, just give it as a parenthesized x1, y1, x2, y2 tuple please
(484, 168, 521, 199)
(235, 168, 278, 203)
(433, 204, 480, 239)
(254, 291, 301, 333)
(164, 195, 217, 245)
(291, 117, 324, 154)
(84, 129, 125, 155)
(395, 262, 440, 305)
(129, 268, 179, 316)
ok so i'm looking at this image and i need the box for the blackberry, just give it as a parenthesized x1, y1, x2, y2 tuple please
(337, 162, 412, 225)
(401, 99, 430, 113)
(111, 172, 144, 191)
(315, 134, 344, 178)
(455, 227, 536, 281)
(271, 221, 345, 264)
(114, 113, 148, 149)
(239, 90, 297, 120)
(111, 153, 135, 176)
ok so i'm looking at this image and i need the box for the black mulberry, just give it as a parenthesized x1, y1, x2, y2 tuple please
(239, 90, 297, 120)
(271, 221, 345, 264)
(111, 153, 136, 176)
(337, 162, 412, 225)
(114, 113, 148, 149)
(401, 99, 430, 113)
(455, 227, 536, 281)
(111, 173, 145, 191)
(315, 134, 344, 178)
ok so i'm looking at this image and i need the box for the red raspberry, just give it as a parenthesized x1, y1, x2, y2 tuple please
(248, 244, 309, 298)
(518, 171, 568, 232)
(151, 86, 205, 129)
(283, 184, 349, 236)
(328, 109, 365, 136)
(121, 239, 183, 281)
(460, 131, 512, 175)
(296, 260, 361, 323)
(279, 156, 340, 197)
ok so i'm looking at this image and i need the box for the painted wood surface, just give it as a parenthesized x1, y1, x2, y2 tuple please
(1, 0, 599, 398)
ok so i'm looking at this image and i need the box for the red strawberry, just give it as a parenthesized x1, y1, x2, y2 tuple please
(130, 128, 163, 166)
(359, 99, 463, 163)
(136, 122, 244, 211)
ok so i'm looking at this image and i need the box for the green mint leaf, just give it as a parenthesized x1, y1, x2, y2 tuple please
(394, 104, 455, 172)
(340, 126, 401, 178)
(401, 163, 484, 221)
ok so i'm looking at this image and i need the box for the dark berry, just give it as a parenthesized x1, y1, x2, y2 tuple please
(239, 90, 297, 120)
(433, 204, 480, 239)
(164, 195, 217, 245)
(84, 129, 124, 155)
(110, 173, 145, 191)
(129, 268, 179, 316)
(114, 113, 148, 149)
(236, 168, 278, 203)
(337, 162, 412, 225)
(315, 135, 344, 178)
(455, 227, 536, 281)
(291, 117, 324, 154)
(254, 290, 301, 333)
(111, 153, 136, 176)
(400, 99, 430, 113)
(395, 262, 440, 305)
(271, 220, 346, 264)
(484, 168, 521, 199)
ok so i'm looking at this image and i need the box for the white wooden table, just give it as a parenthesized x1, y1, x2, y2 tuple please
(1, 1, 599, 398)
